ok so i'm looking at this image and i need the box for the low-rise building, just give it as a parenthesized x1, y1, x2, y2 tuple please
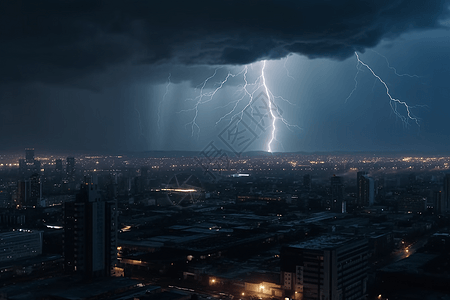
(0, 230, 42, 262)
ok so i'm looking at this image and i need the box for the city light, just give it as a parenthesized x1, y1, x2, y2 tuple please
(2, 1, 450, 299)
(160, 188, 198, 193)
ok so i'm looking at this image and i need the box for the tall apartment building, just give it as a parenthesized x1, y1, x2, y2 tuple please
(16, 173, 41, 207)
(63, 176, 117, 279)
(66, 157, 76, 182)
(281, 235, 369, 300)
(356, 171, 367, 206)
(434, 190, 444, 214)
(330, 175, 345, 213)
(357, 172, 374, 207)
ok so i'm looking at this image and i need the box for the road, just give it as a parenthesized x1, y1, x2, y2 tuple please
(391, 234, 431, 262)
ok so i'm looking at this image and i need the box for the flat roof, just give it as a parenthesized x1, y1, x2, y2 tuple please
(290, 235, 358, 250)
(380, 253, 438, 274)
(119, 239, 163, 248)
(147, 234, 210, 245)
(0, 230, 42, 239)
(432, 232, 450, 237)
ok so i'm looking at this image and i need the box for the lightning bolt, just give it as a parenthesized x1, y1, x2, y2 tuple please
(261, 60, 302, 152)
(283, 54, 295, 80)
(157, 73, 171, 131)
(262, 61, 276, 152)
(370, 50, 422, 78)
(177, 60, 301, 152)
(348, 52, 420, 127)
(177, 67, 227, 138)
(345, 59, 363, 103)
(219, 60, 300, 152)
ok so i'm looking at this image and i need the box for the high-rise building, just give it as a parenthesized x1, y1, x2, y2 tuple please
(29, 173, 42, 206)
(19, 159, 26, 178)
(55, 159, 63, 173)
(434, 190, 443, 214)
(63, 176, 117, 279)
(25, 148, 35, 162)
(442, 174, 450, 213)
(356, 171, 367, 205)
(281, 235, 369, 300)
(19, 148, 40, 178)
(17, 179, 29, 207)
(330, 175, 344, 213)
(357, 172, 374, 207)
(375, 177, 386, 202)
(55, 158, 63, 183)
(17, 173, 42, 207)
(66, 157, 75, 181)
(33, 159, 41, 173)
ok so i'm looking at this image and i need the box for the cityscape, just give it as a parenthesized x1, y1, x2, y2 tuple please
(0, 148, 449, 299)
(2, 1, 450, 300)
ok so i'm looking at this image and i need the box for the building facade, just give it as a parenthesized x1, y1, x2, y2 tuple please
(356, 171, 367, 206)
(63, 177, 117, 279)
(66, 157, 75, 181)
(330, 175, 344, 213)
(357, 172, 374, 207)
(281, 235, 369, 300)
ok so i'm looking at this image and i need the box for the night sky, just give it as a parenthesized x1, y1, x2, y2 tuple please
(1, 1, 450, 154)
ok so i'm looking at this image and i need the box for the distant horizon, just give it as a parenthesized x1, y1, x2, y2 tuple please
(2, 148, 450, 158)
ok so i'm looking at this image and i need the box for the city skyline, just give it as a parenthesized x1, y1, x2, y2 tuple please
(2, 2, 450, 296)
(1, 145, 449, 300)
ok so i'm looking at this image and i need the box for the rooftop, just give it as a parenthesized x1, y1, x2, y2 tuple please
(380, 253, 438, 274)
(290, 235, 358, 250)
(0, 230, 42, 239)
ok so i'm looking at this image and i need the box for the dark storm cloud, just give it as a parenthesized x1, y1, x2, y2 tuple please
(1, 0, 449, 85)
